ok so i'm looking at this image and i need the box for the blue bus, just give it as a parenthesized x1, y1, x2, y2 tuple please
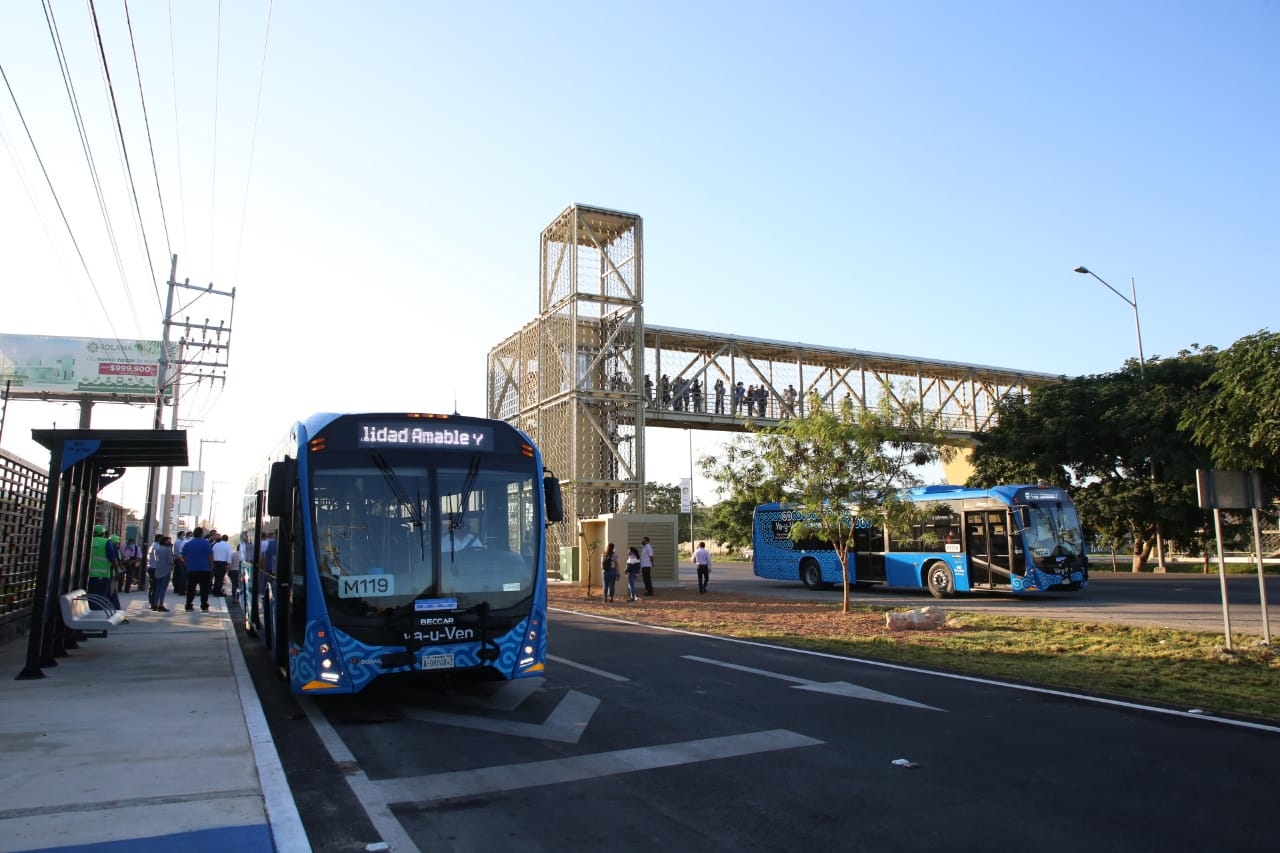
(241, 412, 563, 694)
(753, 485, 1087, 597)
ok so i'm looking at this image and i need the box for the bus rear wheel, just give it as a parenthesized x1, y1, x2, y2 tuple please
(925, 562, 955, 599)
(800, 559, 824, 590)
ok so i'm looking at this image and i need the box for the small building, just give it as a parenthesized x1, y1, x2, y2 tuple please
(569, 513, 678, 587)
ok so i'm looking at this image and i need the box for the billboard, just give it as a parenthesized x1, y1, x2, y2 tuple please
(0, 334, 175, 400)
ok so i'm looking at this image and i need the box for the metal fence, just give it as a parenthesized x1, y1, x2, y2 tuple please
(0, 447, 126, 642)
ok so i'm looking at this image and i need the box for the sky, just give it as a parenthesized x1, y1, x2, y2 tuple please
(1, 1, 1276, 533)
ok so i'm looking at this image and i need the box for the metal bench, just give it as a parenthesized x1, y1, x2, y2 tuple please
(59, 589, 126, 637)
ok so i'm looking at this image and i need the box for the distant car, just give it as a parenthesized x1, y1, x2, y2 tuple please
(739, 547, 753, 561)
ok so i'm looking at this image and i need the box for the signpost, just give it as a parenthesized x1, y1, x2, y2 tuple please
(1195, 469, 1271, 649)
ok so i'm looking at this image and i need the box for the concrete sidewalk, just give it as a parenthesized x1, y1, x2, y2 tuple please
(0, 590, 309, 852)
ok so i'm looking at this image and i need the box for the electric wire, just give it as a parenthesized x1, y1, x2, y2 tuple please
(40, 0, 136, 341)
(167, 0, 188, 257)
(230, 0, 273, 291)
(209, 0, 223, 272)
(0, 114, 93, 319)
(0, 61, 124, 345)
(87, 0, 153, 333)
(123, 0, 173, 311)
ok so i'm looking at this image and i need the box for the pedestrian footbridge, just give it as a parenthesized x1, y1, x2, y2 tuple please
(488, 204, 1059, 552)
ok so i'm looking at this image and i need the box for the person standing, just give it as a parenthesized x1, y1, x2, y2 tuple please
(107, 534, 124, 609)
(601, 543, 619, 602)
(119, 538, 142, 593)
(211, 534, 233, 597)
(86, 524, 115, 608)
(227, 538, 243, 601)
(148, 534, 173, 612)
(182, 526, 215, 612)
(625, 546, 642, 601)
(640, 536, 655, 596)
(693, 541, 712, 594)
(172, 531, 188, 595)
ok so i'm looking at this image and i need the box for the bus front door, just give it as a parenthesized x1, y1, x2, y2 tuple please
(964, 511, 1013, 589)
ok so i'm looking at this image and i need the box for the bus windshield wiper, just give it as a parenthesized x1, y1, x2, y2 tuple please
(372, 452, 426, 559)
(447, 455, 482, 560)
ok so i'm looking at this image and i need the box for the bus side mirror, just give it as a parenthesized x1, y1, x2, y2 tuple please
(544, 476, 564, 523)
(267, 458, 296, 518)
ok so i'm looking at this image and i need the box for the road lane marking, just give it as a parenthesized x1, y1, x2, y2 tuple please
(554, 606, 1280, 734)
(548, 653, 630, 681)
(684, 655, 944, 711)
(369, 729, 823, 805)
(401, 689, 601, 743)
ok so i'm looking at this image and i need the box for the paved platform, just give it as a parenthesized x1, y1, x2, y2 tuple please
(0, 590, 309, 852)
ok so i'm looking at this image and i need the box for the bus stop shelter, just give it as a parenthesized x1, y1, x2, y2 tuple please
(15, 428, 188, 680)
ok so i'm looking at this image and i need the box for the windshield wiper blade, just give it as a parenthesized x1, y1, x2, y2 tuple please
(372, 452, 426, 559)
(448, 455, 482, 560)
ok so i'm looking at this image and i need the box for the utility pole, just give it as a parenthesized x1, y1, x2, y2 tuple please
(145, 255, 236, 539)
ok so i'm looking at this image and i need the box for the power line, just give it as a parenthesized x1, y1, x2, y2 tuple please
(87, 0, 154, 332)
(124, 0, 173, 312)
(0, 61, 124, 345)
(230, 0, 273, 291)
(40, 0, 136, 336)
(167, 0, 189, 258)
(209, 0, 223, 271)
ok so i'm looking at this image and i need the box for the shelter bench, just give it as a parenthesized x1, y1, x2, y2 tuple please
(59, 589, 126, 637)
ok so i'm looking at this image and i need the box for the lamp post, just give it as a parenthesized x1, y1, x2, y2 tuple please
(1074, 265, 1167, 571)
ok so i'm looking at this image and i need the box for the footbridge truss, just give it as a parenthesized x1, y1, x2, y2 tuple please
(487, 204, 1060, 555)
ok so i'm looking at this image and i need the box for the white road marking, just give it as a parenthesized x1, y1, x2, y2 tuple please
(683, 654, 944, 711)
(369, 729, 823, 805)
(556, 606, 1280, 734)
(300, 696, 421, 853)
(548, 653, 631, 681)
(401, 689, 601, 743)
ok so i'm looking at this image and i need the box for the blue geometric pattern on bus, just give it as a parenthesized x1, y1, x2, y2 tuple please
(292, 614, 538, 694)
(751, 507, 852, 584)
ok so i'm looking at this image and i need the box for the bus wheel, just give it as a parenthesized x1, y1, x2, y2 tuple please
(926, 562, 955, 599)
(800, 559, 824, 590)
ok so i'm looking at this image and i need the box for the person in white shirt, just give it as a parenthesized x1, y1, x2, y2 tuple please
(693, 541, 711, 594)
(640, 536, 655, 596)
(211, 534, 233, 597)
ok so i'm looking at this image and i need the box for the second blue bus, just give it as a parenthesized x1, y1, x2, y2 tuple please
(753, 484, 1088, 597)
(241, 412, 563, 694)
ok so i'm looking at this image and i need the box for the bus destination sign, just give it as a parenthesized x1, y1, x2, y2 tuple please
(358, 422, 494, 450)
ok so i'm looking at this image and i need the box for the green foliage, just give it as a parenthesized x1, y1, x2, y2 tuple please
(1180, 329, 1280, 494)
(703, 388, 952, 610)
(644, 481, 700, 541)
(969, 345, 1235, 568)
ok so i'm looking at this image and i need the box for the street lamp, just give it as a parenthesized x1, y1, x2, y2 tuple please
(1073, 267, 1147, 383)
(1074, 265, 1167, 571)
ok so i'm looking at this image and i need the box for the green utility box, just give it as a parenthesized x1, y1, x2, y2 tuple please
(558, 546, 580, 581)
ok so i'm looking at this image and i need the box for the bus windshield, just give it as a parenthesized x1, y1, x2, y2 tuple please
(1024, 498, 1085, 564)
(308, 451, 539, 616)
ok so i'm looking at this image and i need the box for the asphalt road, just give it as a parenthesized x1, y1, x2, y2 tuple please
(688, 561, 1280, 640)
(252, 605, 1280, 852)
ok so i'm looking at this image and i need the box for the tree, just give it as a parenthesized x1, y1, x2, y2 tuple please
(969, 349, 1218, 570)
(704, 390, 951, 612)
(1180, 329, 1280, 494)
(644, 481, 700, 543)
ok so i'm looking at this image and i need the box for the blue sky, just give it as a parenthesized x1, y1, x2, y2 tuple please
(1, 1, 1276, 530)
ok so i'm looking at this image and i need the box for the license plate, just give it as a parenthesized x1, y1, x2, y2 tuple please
(420, 653, 454, 671)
